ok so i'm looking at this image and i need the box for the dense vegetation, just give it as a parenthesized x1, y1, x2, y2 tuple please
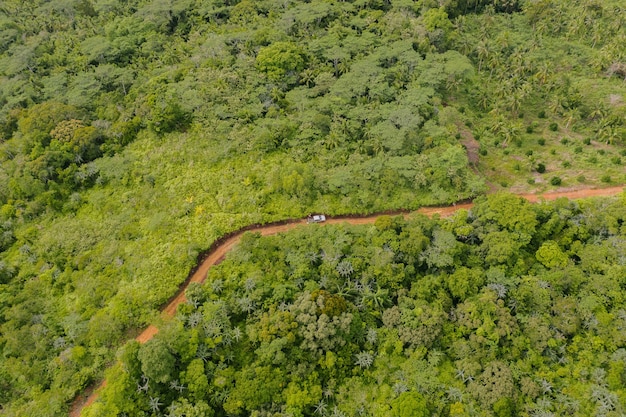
(85, 193, 626, 417)
(0, 0, 624, 415)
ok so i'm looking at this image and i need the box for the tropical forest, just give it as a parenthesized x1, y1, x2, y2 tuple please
(0, 0, 624, 416)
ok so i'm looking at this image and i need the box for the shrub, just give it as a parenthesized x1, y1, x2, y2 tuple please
(526, 125, 534, 133)
(583, 137, 591, 145)
(537, 138, 545, 146)
(601, 174, 612, 183)
(574, 146, 582, 154)
(474, 133, 480, 140)
(560, 138, 568, 145)
(620, 149, 626, 157)
(527, 178, 535, 184)
(503, 149, 510, 155)
(549, 122, 558, 131)
(536, 163, 546, 173)
(550, 176, 562, 186)
(577, 175, 586, 183)
(455, 133, 461, 139)
(550, 149, 556, 155)
(611, 156, 622, 165)
(525, 150, 533, 156)
(479, 148, 488, 156)
(538, 110, 546, 118)
(598, 149, 605, 155)
(587, 156, 598, 163)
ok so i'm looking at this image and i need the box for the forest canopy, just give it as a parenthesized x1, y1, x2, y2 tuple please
(0, 0, 624, 415)
(84, 193, 626, 417)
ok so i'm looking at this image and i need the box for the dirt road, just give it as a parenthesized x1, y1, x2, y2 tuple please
(69, 185, 623, 416)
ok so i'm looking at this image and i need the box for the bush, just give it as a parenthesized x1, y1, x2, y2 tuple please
(598, 149, 605, 155)
(525, 150, 533, 156)
(538, 110, 546, 118)
(560, 138, 568, 145)
(550, 149, 556, 155)
(455, 133, 461, 139)
(479, 148, 487, 156)
(587, 156, 598, 163)
(577, 175, 586, 183)
(503, 149, 510, 155)
(527, 178, 535, 184)
(537, 138, 545, 146)
(574, 146, 582, 154)
(549, 122, 558, 131)
(611, 156, 622, 165)
(536, 163, 546, 173)
(526, 125, 534, 134)
(550, 176, 562, 186)
(620, 149, 626, 157)
(601, 174, 612, 183)
(583, 137, 591, 145)
(562, 161, 571, 168)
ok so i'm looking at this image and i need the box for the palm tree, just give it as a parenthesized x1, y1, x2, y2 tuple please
(563, 108, 579, 129)
(475, 41, 491, 73)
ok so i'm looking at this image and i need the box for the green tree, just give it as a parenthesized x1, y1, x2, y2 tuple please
(535, 240, 568, 268)
(138, 337, 176, 384)
(391, 391, 430, 417)
(256, 42, 306, 82)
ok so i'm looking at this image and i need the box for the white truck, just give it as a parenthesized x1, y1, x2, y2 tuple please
(307, 214, 326, 223)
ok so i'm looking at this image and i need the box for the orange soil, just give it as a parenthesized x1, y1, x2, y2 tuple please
(69, 185, 623, 416)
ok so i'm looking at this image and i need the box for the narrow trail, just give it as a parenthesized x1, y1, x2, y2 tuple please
(69, 185, 624, 416)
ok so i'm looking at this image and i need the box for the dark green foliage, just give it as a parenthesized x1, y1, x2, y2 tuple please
(536, 163, 546, 173)
(549, 122, 558, 131)
(86, 194, 626, 417)
(550, 176, 562, 186)
(0, 0, 624, 415)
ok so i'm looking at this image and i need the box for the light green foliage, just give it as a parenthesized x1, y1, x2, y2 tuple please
(0, 0, 624, 415)
(182, 359, 210, 401)
(256, 42, 306, 82)
(138, 337, 176, 384)
(535, 240, 568, 268)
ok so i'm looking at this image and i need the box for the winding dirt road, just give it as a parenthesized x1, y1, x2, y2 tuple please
(69, 185, 624, 416)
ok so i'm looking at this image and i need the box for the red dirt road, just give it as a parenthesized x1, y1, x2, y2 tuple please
(69, 185, 623, 416)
